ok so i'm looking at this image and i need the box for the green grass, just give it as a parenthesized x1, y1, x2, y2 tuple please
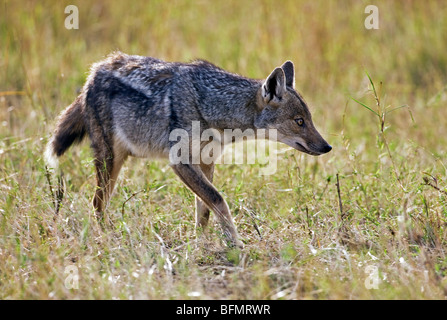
(1, 0, 447, 299)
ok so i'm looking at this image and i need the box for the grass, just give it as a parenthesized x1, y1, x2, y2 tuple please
(1, 0, 447, 299)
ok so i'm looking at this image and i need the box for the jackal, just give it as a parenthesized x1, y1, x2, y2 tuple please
(46, 52, 331, 248)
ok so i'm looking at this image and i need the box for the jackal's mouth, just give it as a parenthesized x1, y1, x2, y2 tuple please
(295, 142, 320, 156)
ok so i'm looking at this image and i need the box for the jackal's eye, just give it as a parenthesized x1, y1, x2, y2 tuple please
(295, 118, 304, 126)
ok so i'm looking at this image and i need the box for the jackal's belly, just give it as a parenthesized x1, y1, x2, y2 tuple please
(113, 123, 171, 159)
(111, 102, 171, 159)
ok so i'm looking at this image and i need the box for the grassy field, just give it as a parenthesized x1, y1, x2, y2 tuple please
(1, 0, 447, 299)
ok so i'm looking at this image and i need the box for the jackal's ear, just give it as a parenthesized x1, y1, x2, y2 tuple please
(262, 67, 286, 104)
(281, 60, 295, 88)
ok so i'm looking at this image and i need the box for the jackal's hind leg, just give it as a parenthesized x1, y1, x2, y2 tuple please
(92, 145, 127, 216)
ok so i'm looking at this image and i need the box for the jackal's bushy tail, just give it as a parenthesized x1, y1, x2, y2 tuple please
(45, 95, 86, 168)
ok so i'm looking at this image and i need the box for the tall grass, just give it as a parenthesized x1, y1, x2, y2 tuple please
(1, 0, 447, 299)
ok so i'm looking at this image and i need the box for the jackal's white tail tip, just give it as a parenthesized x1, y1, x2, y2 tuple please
(44, 140, 59, 169)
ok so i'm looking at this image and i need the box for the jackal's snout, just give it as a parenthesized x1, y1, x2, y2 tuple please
(321, 143, 332, 153)
(296, 137, 332, 156)
(313, 141, 332, 155)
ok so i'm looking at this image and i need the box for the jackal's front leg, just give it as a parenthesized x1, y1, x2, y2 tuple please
(171, 163, 243, 248)
(195, 163, 214, 229)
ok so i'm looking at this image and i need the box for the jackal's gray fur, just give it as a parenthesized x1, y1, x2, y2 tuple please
(46, 52, 331, 248)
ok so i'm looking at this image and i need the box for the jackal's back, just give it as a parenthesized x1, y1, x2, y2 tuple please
(83, 52, 183, 158)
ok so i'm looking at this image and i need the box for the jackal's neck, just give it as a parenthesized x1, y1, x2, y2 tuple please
(198, 76, 263, 131)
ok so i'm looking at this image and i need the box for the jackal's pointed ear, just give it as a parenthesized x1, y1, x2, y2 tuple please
(281, 60, 295, 88)
(262, 67, 286, 104)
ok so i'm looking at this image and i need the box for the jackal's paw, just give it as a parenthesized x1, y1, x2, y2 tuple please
(230, 238, 244, 249)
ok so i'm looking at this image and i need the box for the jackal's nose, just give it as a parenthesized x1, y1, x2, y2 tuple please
(321, 144, 332, 153)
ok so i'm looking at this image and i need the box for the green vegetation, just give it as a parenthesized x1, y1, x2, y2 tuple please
(1, 0, 447, 299)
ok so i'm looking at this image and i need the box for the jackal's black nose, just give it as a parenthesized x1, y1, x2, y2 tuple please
(321, 144, 332, 153)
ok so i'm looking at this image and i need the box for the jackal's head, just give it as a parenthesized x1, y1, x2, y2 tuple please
(254, 61, 332, 156)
